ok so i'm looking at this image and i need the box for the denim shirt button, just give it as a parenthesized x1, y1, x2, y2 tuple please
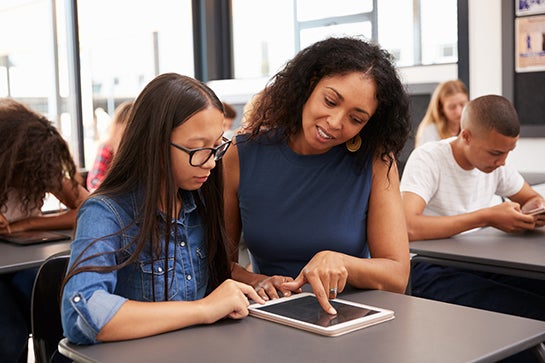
(180, 241, 186, 247)
(157, 267, 163, 273)
(73, 295, 81, 303)
(186, 274, 192, 280)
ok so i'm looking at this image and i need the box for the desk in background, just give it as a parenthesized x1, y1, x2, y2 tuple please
(410, 227, 545, 281)
(0, 230, 72, 273)
(521, 171, 545, 186)
(59, 289, 545, 363)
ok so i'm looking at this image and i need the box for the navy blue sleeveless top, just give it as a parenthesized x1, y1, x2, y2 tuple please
(236, 134, 373, 278)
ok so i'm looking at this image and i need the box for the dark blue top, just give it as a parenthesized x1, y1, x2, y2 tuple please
(236, 134, 373, 278)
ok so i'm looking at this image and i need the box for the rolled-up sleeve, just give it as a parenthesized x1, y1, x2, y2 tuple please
(61, 197, 130, 344)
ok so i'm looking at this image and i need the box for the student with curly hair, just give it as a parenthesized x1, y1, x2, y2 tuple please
(0, 98, 88, 362)
(223, 37, 411, 314)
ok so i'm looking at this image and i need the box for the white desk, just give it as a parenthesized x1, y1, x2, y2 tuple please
(59, 289, 545, 363)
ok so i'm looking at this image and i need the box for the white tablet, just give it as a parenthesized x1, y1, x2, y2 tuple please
(248, 292, 394, 337)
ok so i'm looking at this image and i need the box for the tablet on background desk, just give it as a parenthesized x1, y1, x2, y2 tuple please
(0, 231, 70, 245)
(248, 292, 394, 337)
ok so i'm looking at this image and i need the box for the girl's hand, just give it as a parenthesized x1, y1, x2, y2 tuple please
(252, 275, 300, 301)
(199, 279, 265, 323)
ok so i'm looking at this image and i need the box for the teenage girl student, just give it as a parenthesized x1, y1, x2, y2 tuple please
(414, 79, 469, 147)
(61, 73, 264, 345)
(0, 98, 88, 362)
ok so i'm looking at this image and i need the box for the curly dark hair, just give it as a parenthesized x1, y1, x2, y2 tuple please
(0, 98, 79, 215)
(247, 36, 411, 173)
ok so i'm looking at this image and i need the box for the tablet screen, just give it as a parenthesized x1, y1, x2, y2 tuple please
(254, 295, 380, 327)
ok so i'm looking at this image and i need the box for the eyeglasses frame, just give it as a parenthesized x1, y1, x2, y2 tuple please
(170, 137, 232, 167)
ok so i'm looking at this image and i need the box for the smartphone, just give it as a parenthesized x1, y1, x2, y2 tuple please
(523, 206, 545, 216)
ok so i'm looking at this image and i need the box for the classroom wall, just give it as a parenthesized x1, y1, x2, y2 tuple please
(212, 1, 544, 174)
(469, 0, 545, 173)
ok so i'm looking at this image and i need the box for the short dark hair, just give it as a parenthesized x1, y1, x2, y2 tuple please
(465, 95, 519, 137)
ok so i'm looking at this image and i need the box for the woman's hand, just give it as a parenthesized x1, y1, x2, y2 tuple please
(199, 279, 265, 323)
(282, 250, 348, 315)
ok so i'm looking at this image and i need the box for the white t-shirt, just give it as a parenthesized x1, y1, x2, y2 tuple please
(400, 137, 524, 217)
(417, 123, 440, 147)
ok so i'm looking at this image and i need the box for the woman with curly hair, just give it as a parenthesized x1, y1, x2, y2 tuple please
(223, 36, 411, 314)
(0, 98, 88, 362)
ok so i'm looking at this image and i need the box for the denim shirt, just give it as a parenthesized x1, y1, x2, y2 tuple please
(61, 188, 209, 344)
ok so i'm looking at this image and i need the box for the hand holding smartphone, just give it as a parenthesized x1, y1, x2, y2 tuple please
(523, 206, 545, 216)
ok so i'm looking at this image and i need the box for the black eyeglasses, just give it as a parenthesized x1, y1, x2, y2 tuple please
(170, 137, 232, 167)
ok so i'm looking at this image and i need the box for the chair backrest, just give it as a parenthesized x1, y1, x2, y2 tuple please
(31, 251, 70, 363)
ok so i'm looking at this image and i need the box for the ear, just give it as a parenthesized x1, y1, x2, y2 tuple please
(460, 129, 471, 144)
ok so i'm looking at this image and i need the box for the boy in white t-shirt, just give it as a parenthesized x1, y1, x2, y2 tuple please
(400, 95, 545, 325)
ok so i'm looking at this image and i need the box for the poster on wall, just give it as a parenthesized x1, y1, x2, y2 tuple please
(517, 0, 545, 16)
(516, 15, 545, 72)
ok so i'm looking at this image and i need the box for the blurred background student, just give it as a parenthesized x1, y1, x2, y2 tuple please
(0, 98, 87, 363)
(87, 101, 133, 192)
(222, 101, 237, 140)
(414, 79, 469, 147)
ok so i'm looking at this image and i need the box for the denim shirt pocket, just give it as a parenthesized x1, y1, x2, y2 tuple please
(139, 257, 178, 301)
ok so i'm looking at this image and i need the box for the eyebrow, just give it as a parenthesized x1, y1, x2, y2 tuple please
(326, 87, 371, 117)
(181, 133, 224, 144)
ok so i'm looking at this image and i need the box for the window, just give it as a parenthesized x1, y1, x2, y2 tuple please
(420, 0, 458, 64)
(296, 0, 373, 50)
(76, 0, 194, 167)
(231, 0, 295, 78)
(231, 0, 458, 79)
(0, 0, 66, 131)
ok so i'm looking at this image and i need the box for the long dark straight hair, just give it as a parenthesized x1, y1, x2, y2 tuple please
(64, 73, 231, 299)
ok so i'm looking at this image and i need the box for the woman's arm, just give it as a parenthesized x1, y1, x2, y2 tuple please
(222, 138, 243, 263)
(346, 156, 410, 292)
(283, 156, 411, 313)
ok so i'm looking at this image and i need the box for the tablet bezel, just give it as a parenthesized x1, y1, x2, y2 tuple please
(248, 292, 394, 337)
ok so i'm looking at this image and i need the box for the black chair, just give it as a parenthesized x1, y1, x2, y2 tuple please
(31, 251, 71, 363)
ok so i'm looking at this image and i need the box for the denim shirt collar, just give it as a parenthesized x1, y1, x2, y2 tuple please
(156, 189, 197, 223)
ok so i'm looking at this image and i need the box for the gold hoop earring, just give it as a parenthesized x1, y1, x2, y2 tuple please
(346, 135, 361, 152)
